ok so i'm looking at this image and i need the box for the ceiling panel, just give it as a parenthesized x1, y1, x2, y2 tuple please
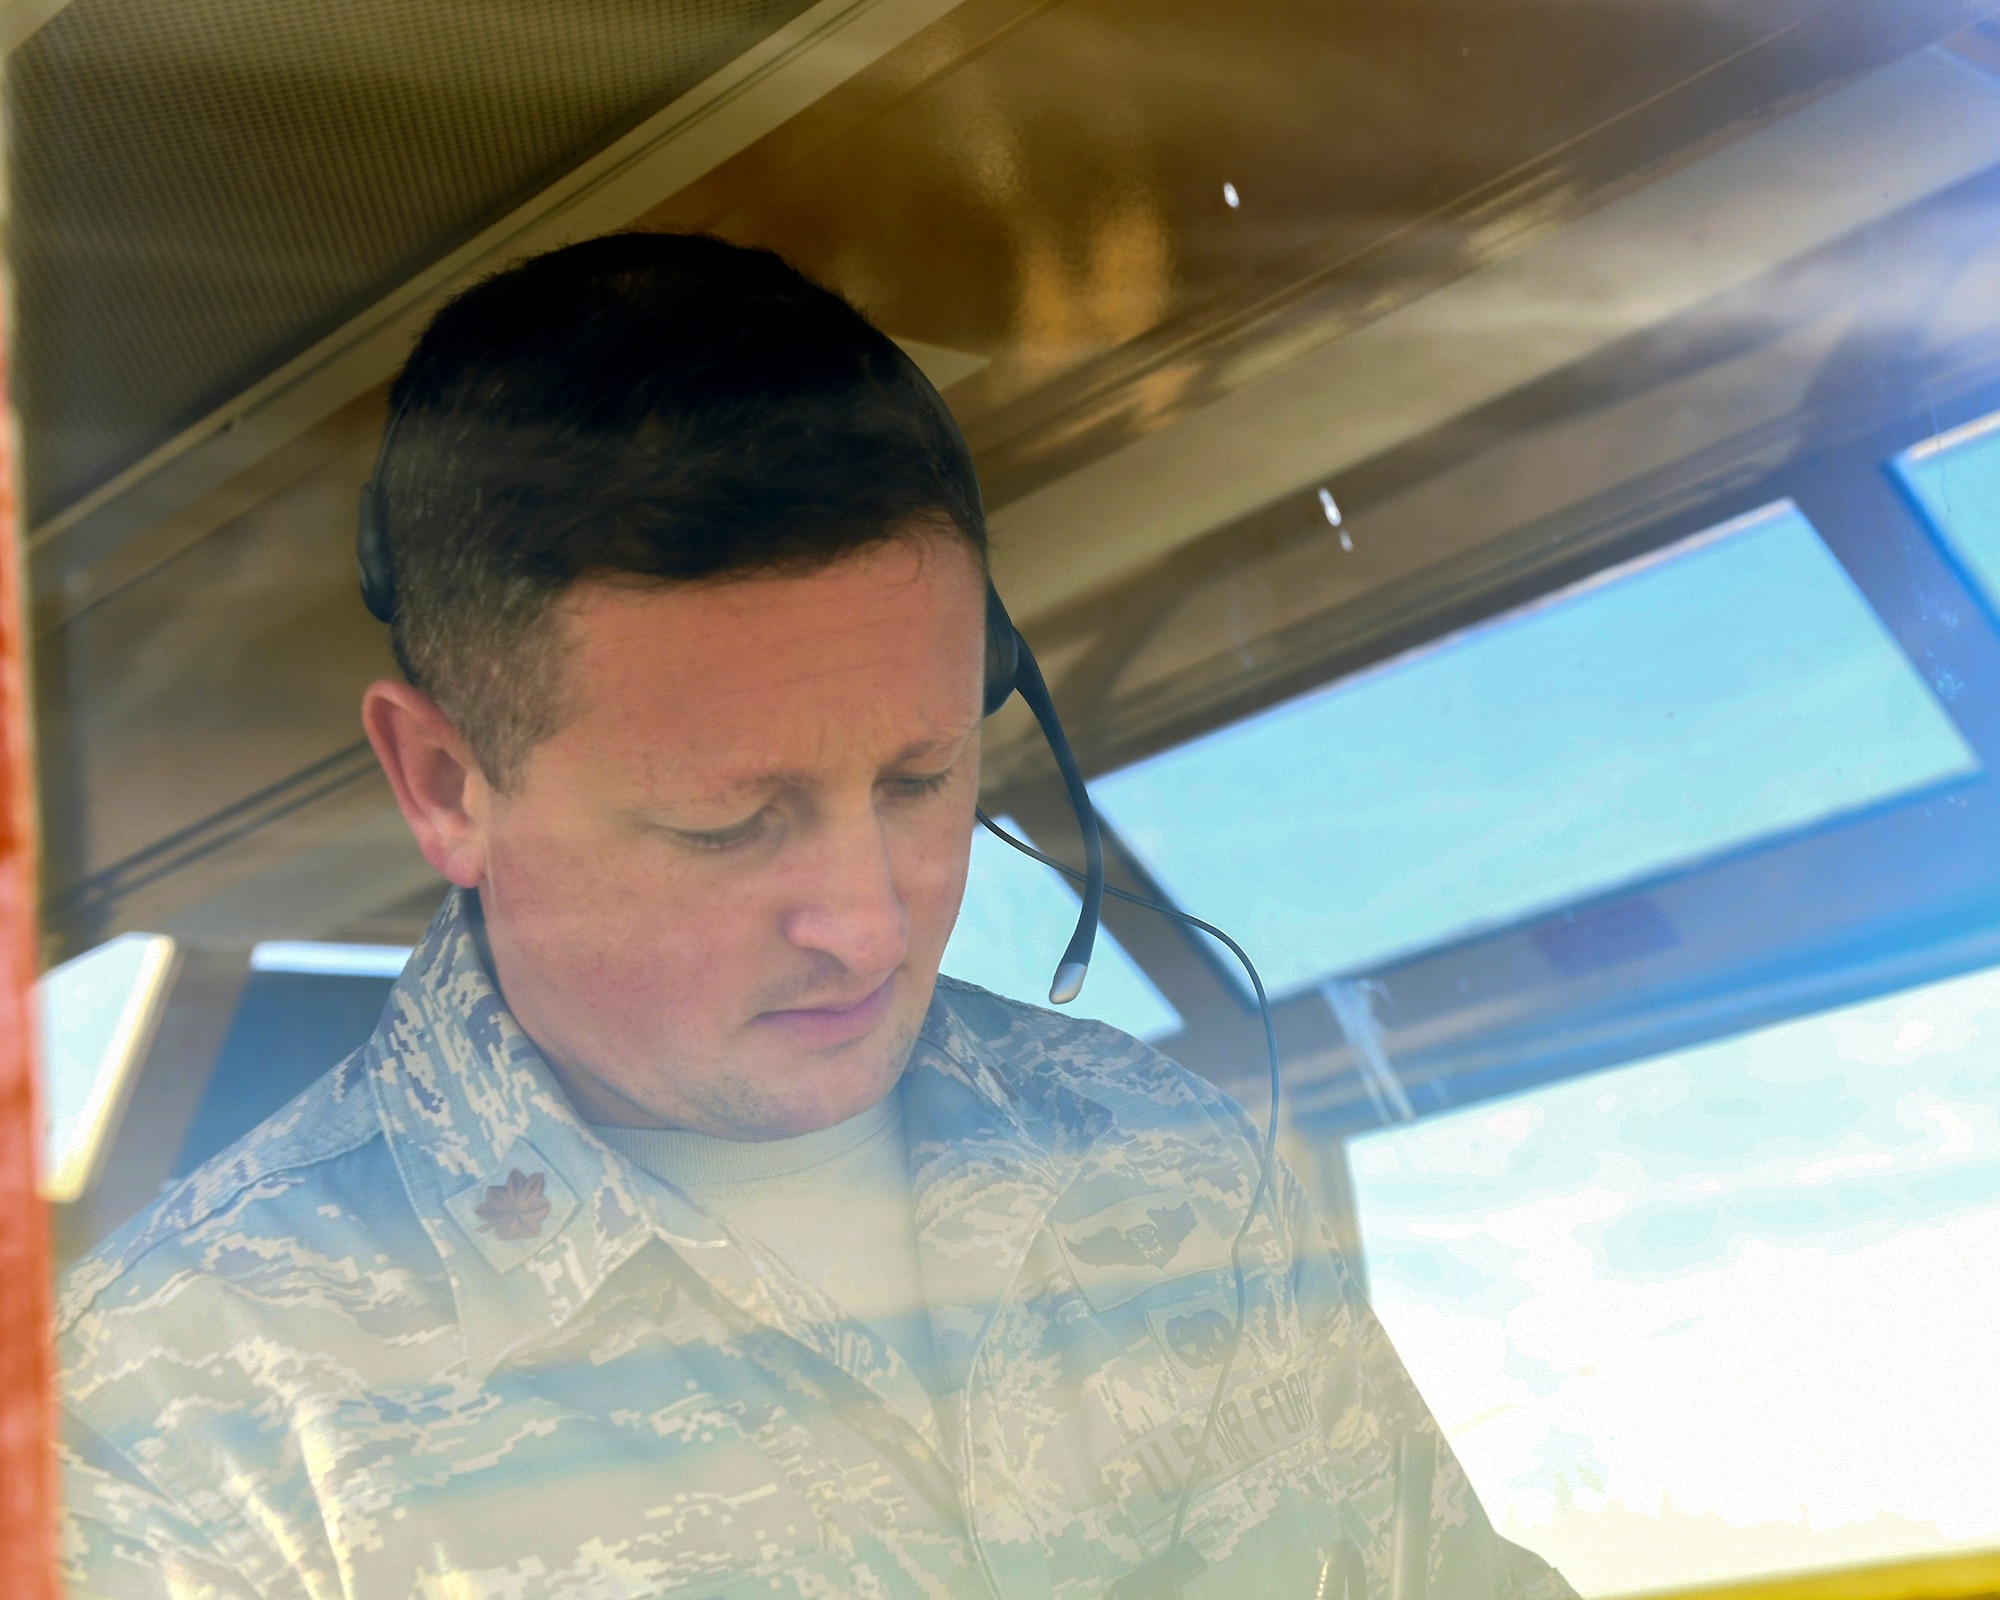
(655, 0, 1988, 521)
(9, 0, 820, 524)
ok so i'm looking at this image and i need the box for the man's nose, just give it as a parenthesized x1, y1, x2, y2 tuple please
(780, 806, 910, 980)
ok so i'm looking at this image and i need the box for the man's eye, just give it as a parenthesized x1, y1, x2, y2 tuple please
(670, 814, 768, 852)
(887, 771, 953, 799)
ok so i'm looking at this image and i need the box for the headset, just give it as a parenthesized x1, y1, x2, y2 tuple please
(358, 371, 1284, 1600)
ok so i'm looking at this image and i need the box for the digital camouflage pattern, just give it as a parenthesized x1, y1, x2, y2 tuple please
(58, 890, 1573, 1600)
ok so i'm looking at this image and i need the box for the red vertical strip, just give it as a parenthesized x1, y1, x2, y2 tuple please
(0, 313, 58, 1595)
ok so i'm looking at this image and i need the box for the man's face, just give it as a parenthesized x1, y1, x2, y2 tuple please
(465, 531, 987, 1138)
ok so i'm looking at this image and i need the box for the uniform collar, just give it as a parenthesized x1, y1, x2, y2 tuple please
(367, 893, 1111, 1399)
(370, 890, 734, 1377)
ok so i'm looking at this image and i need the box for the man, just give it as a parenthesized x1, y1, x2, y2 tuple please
(58, 233, 1570, 1600)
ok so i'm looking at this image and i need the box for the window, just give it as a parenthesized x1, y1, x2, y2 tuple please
(249, 941, 412, 978)
(23, 11, 2000, 1597)
(1349, 958, 2000, 1595)
(1894, 410, 2000, 621)
(172, 944, 413, 1176)
(38, 933, 177, 1203)
(1091, 502, 1979, 999)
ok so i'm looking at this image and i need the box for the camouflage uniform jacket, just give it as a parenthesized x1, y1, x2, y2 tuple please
(59, 890, 1569, 1600)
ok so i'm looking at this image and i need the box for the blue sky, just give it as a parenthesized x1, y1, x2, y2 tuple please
(1896, 413, 2000, 618)
(1091, 501, 1978, 997)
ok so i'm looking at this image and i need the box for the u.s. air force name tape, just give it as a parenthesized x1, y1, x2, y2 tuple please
(1106, 1364, 1318, 1519)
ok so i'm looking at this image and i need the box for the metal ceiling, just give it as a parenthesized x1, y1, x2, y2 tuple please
(8, 0, 818, 525)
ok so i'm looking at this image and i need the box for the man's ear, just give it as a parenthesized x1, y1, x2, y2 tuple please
(362, 680, 491, 888)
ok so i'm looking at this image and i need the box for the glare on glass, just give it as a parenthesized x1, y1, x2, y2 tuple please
(250, 941, 413, 979)
(39, 932, 179, 1203)
(1092, 500, 1979, 998)
(1349, 960, 2000, 1595)
(941, 816, 1182, 1041)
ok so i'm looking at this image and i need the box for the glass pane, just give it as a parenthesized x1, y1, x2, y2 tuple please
(38, 932, 177, 1202)
(28, 9, 2000, 1598)
(941, 816, 1182, 1041)
(1350, 961, 2000, 1595)
(1894, 410, 2000, 615)
(1093, 502, 1980, 997)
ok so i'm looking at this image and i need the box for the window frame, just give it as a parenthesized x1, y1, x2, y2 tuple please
(985, 372, 2000, 1145)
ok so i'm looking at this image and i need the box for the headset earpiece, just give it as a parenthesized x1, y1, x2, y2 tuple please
(357, 478, 397, 624)
(358, 391, 408, 625)
(983, 583, 1020, 716)
(978, 581, 1103, 1004)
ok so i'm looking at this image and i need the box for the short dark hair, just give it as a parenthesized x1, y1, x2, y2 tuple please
(375, 231, 986, 785)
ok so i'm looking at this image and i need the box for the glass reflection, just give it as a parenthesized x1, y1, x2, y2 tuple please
(21, 4, 2000, 1598)
(1352, 961, 2000, 1593)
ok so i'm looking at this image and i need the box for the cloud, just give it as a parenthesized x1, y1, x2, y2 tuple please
(1353, 962, 2000, 1595)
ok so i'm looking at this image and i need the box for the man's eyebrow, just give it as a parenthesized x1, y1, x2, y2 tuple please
(681, 727, 979, 805)
(882, 726, 979, 766)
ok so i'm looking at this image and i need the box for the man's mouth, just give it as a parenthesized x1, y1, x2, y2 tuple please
(750, 974, 895, 1049)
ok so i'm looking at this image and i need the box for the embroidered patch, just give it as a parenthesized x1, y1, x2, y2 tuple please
(444, 1140, 579, 1271)
(1070, 1202, 1196, 1269)
(474, 1169, 551, 1239)
(1144, 1283, 1240, 1376)
(1054, 1189, 1231, 1311)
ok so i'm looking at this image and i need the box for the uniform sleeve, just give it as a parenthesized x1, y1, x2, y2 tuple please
(1282, 1161, 1579, 1600)
(60, 1412, 259, 1600)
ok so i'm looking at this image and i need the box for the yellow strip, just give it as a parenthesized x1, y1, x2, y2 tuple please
(1621, 1550, 2000, 1600)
